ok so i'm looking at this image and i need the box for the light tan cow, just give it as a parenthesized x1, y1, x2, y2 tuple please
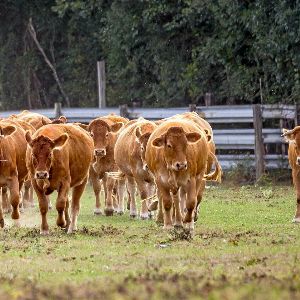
(282, 126, 300, 222)
(86, 114, 128, 216)
(114, 119, 157, 219)
(25, 124, 93, 234)
(145, 119, 221, 231)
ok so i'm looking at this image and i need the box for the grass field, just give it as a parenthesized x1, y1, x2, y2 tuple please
(0, 183, 300, 299)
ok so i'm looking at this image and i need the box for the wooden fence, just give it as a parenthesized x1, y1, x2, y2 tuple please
(1, 103, 299, 179)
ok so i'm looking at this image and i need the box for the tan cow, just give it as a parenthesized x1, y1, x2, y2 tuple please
(0, 120, 28, 227)
(84, 114, 128, 215)
(114, 119, 157, 219)
(282, 126, 300, 222)
(145, 119, 221, 231)
(25, 124, 93, 235)
(15, 110, 51, 129)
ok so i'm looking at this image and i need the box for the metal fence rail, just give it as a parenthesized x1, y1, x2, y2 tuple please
(0, 103, 298, 177)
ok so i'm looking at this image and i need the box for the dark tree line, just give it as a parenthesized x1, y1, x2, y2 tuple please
(0, 0, 299, 109)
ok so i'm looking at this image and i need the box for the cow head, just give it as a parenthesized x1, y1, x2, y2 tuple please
(135, 127, 152, 170)
(282, 126, 300, 165)
(50, 116, 68, 124)
(26, 132, 68, 179)
(88, 119, 123, 158)
(152, 126, 201, 171)
(0, 125, 16, 138)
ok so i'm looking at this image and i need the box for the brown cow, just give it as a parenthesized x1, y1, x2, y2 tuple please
(282, 127, 300, 222)
(87, 115, 128, 215)
(145, 119, 221, 231)
(25, 124, 93, 235)
(16, 110, 51, 129)
(0, 121, 28, 227)
(114, 119, 157, 219)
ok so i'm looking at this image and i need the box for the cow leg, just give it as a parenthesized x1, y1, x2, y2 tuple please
(23, 180, 32, 208)
(68, 178, 87, 234)
(172, 190, 183, 228)
(135, 179, 151, 220)
(0, 189, 3, 228)
(8, 176, 21, 227)
(2, 186, 11, 214)
(127, 176, 137, 218)
(293, 170, 300, 222)
(103, 175, 115, 216)
(65, 196, 71, 229)
(47, 195, 53, 210)
(116, 177, 126, 215)
(32, 181, 49, 235)
(112, 184, 119, 212)
(184, 178, 197, 231)
(194, 179, 205, 222)
(157, 182, 173, 230)
(90, 168, 102, 215)
(56, 184, 70, 228)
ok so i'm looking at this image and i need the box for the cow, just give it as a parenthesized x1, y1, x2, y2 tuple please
(114, 119, 157, 219)
(145, 119, 222, 231)
(86, 114, 128, 216)
(0, 120, 28, 228)
(25, 124, 93, 235)
(282, 126, 300, 222)
(15, 110, 51, 129)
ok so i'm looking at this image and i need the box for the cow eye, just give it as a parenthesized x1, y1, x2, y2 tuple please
(106, 133, 109, 138)
(90, 132, 94, 137)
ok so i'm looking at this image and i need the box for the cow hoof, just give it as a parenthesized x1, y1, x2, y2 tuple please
(104, 209, 114, 216)
(184, 222, 195, 232)
(94, 208, 103, 215)
(140, 213, 149, 220)
(163, 225, 173, 230)
(0, 219, 4, 228)
(40, 230, 49, 236)
(13, 219, 21, 228)
(292, 217, 300, 223)
(117, 211, 124, 216)
(19, 207, 25, 213)
(174, 224, 184, 230)
(130, 214, 137, 219)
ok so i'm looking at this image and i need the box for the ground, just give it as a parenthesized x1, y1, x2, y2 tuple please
(0, 184, 300, 300)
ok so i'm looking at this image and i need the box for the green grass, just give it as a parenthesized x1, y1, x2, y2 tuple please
(1, 184, 300, 299)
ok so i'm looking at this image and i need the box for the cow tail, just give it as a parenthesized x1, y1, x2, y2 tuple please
(204, 152, 222, 183)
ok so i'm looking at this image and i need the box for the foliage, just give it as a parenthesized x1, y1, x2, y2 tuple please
(0, 1, 300, 109)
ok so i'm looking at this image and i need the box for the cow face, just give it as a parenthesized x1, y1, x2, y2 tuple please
(152, 126, 201, 171)
(26, 132, 68, 179)
(283, 127, 300, 165)
(88, 119, 123, 158)
(135, 127, 151, 170)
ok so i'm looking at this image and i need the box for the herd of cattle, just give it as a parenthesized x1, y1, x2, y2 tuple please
(0, 109, 299, 235)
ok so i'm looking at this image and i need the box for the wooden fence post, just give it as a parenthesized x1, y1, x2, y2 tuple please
(119, 104, 129, 118)
(54, 102, 62, 118)
(97, 60, 106, 108)
(204, 92, 214, 106)
(253, 104, 265, 181)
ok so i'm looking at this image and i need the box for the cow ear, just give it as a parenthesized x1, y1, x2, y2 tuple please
(59, 116, 67, 123)
(186, 132, 201, 144)
(25, 131, 33, 147)
(53, 133, 68, 148)
(111, 122, 123, 133)
(75, 123, 89, 131)
(152, 135, 165, 148)
(282, 128, 295, 143)
(1, 125, 16, 137)
(135, 126, 142, 139)
(41, 117, 49, 126)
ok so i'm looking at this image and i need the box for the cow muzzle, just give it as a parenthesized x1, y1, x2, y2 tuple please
(297, 157, 300, 166)
(173, 161, 188, 171)
(35, 171, 49, 179)
(94, 149, 106, 157)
